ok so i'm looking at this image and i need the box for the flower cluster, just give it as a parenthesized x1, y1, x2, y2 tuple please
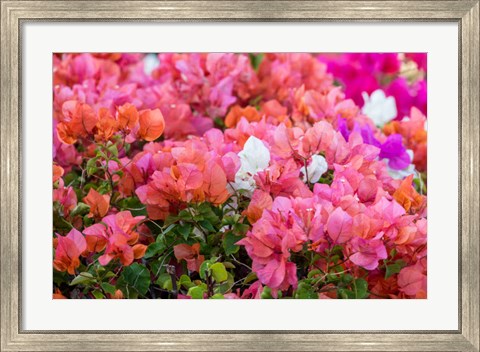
(53, 52, 427, 299)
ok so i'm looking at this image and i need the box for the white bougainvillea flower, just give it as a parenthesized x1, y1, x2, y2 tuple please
(143, 53, 159, 76)
(362, 89, 397, 127)
(233, 136, 270, 194)
(300, 154, 328, 184)
(387, 149, 416, 179)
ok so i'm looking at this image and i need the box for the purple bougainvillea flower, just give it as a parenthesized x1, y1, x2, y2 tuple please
(379, 134, 411, 170)
(340, 119, 410, 170)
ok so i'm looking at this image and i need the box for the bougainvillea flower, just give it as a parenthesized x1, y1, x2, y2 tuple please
(117, 102, 139, 131)
(83, 211, 146, 265)
(398, 261, 427, 297)
(53, 180, 77, 217)
(239, 197, 308, 291)
(326, 207, 353, 244)
(53, 288, 67, 299)
(361, 89, 397, 127)
(174, 243, 205, 272)
(244, 189, 273, 224)
(98, 234, 135, 266)
(202, 159, 230, 205)
(57, 101, 98, 144)
(393, 174, 426, 213)
(225, 105, 261, 128)
(53, 164, 64, 183)
(52, 52, 428, 300)
(83, 188, 110, 218)
(299, 154, 328, 184)
(349, 236, 388, 270)
(53, 228, 87, 275)
(234, 136, 271, 193)
(378, 134, 411, 170)
(137, 109, 165, 141)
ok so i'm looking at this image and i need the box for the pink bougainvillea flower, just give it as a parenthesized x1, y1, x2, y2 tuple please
(349, 236, 388, 270)
(83, 211, 146, 266)
(239, 196, 307, 291)
(326, 207, 353, 244)
(53, 228, 87, 275)
(398, 261, 427, 298)
(53, 180, 77, 217)
(98, 233, 135, 266)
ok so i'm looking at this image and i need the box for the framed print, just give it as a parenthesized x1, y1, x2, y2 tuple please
(1, 1, 479, 351)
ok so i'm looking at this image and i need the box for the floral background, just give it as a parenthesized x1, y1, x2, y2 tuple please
(53, 53, 427, 299)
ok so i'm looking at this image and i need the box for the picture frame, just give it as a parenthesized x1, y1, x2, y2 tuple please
(1, 1, 478, 351)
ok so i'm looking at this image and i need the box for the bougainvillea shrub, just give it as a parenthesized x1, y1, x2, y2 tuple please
(53, 53, 427, 299)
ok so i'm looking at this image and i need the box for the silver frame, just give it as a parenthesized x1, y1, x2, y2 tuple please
(1, 1, 478, 351)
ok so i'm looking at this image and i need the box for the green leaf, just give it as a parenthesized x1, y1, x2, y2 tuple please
(233, 222, 249, 236)
(249, 53, 264, 71)
(337, 288, 354, 299)
(101, 282, 116, 295)
(213, 118, 225, 129)
(223, 231, 240, 255)
(187, 286, 206, 299)
(295, 282, 318, 299)
(307, 269, 322, 279)
(119, 263, 151, 296)
(70, 272, 95, 286)
(223, 261, 235, 269)
(209, 262, 228, 283)
(342, 274, 354, 284)
(243, 272, 257, 285)
(104, 271, 116, 279)
(116, 197, 147, 216)
(107, 144, 118, 157)
(69, 202, 90, 218)
(352, 278, 369, 299)
(177, 223, 193, 240)
(385, 263, 402, 279)
(92, 289, 104, 299)
(144, 242, 165, 259)
(210, 293, 225, 299)
(199, 220, 216, 233)
(53, 211, 73, 231)
(178, 275, 194, 289)
(156, 273, 173, 291)
(158, 224, 176, 238)
(83, 214, 94, 227)
(86, 157, 99, 176)
(214, 272, 234, 295)
(199, 260, 210, 280)
(385, 260, 406, 279)
(260, 286, 273, 299)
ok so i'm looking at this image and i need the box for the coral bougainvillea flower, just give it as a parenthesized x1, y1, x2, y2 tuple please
(137, 109, 165, 141)
(174, 243, 205, 272)
(83, 188, 110, 218)
(53, 228, 87, 275)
